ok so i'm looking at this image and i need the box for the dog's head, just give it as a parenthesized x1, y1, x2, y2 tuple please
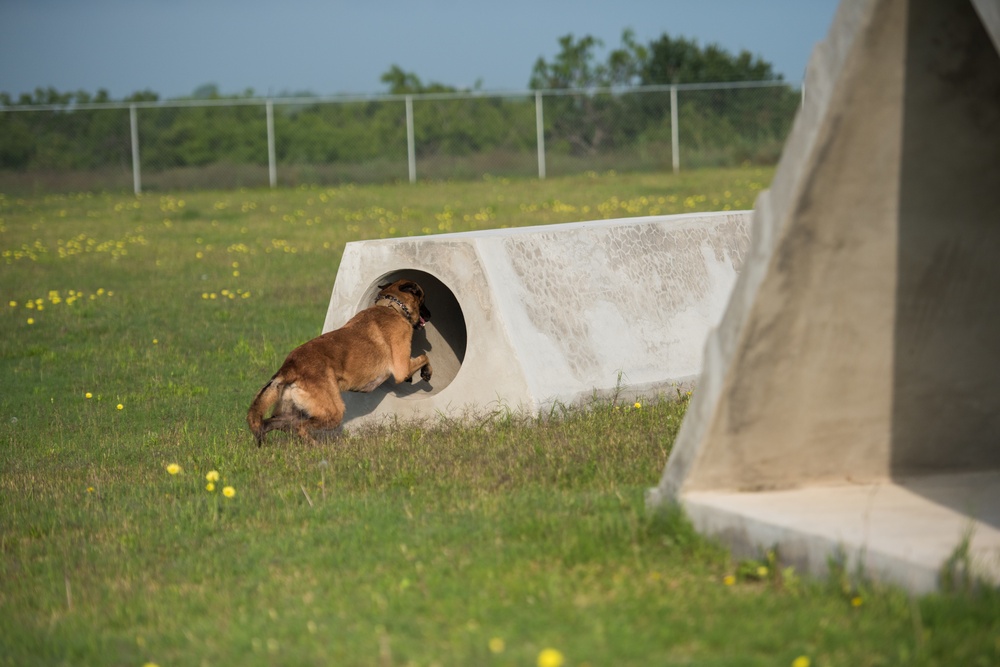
(377, 279, 431, 329)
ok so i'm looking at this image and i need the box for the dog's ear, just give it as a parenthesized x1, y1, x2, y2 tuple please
(399, 282, 422, 297)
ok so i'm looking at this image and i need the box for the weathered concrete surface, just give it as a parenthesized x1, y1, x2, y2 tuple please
(323, 212, 750, 429)
(649, 0, 1000, 592)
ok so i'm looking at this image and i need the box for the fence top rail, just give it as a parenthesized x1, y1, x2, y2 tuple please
(0, 80, 796, 114)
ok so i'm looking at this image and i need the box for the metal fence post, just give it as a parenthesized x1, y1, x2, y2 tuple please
(266, 100, 277, 189)
(670, 85, 679, 174)
(405, 95, 416, 183)
(535, 91, 546, 180)
(129, 104, 141, 194)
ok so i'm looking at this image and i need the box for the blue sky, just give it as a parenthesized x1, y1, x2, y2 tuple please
(1, 0, 840, 100)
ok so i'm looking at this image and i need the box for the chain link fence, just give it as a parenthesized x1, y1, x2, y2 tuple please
(0, 81, 798, 193)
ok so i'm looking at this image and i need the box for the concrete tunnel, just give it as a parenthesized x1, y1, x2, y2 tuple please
(322, 213, 750, 428)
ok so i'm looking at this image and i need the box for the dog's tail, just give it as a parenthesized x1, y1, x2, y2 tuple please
(247, 374, 282, 446)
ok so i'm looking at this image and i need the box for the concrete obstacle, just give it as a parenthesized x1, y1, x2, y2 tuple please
(648, 0, 1000, 593)
(323, 212, 750, 429)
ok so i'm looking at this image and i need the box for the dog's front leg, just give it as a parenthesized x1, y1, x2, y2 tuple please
(397, 353, 432, 384)
(411, 354, 432, 383)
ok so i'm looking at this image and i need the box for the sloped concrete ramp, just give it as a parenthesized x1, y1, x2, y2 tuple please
(324, 212, 750, 429)
(649, 0, 1000, 593)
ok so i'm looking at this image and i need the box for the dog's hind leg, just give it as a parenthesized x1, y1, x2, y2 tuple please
(255, 415, 292, 443)
(294, 422, 321, 446)
(258, 409, 330, 445)
(287, 384, 347, 444)
(253, 390, 309, 444)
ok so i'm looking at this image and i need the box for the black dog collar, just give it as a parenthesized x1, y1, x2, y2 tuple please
(375, 294, 412, 320)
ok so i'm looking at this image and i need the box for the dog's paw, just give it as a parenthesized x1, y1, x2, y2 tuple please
(420, 364, 432, 383)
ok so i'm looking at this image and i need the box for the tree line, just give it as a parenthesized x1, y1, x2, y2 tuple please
(0, 31, 800, 176)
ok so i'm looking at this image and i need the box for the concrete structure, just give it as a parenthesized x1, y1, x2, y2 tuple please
(323, 212, 750, 429)
(648, 0, 1000, 592)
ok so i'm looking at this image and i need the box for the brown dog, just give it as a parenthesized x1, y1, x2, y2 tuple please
(247, 279, 432, 445)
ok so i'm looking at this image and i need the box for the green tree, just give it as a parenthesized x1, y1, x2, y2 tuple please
(125, 90, 160, 103)
(529, 34, 605, 90)
(529, 31, 648, 155)
(380, 66, 456, 95)
(637, 34, 796, 166)
(376, 66, 534, 164)
(526, 29, 796, 163)
(529, 30, 647, 90)
(641, 35, 779, 85)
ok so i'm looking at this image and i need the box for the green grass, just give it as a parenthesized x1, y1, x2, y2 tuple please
(1, 169, 997, 666)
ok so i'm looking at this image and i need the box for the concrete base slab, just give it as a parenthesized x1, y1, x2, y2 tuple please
(676, 471, 1000, 594)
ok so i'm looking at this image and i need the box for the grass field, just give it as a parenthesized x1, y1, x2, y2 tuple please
(1, 169, 997, 666)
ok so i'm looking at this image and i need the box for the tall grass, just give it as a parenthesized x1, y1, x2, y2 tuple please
(1, 169, 997, 666)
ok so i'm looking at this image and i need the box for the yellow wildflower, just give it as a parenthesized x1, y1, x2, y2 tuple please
(116, 403, 124, 410)
(166, 463, 182, 475)
(488, 637, 505, 654)
(206, 470, 220, 482)
(538, 648, 565, 667)
(634, 401, 642, 409)
(206, 482, 216, 492)
(792, 657, 811, 667)
(723, 574, 736, 586)
(222, 486, 236, 498)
